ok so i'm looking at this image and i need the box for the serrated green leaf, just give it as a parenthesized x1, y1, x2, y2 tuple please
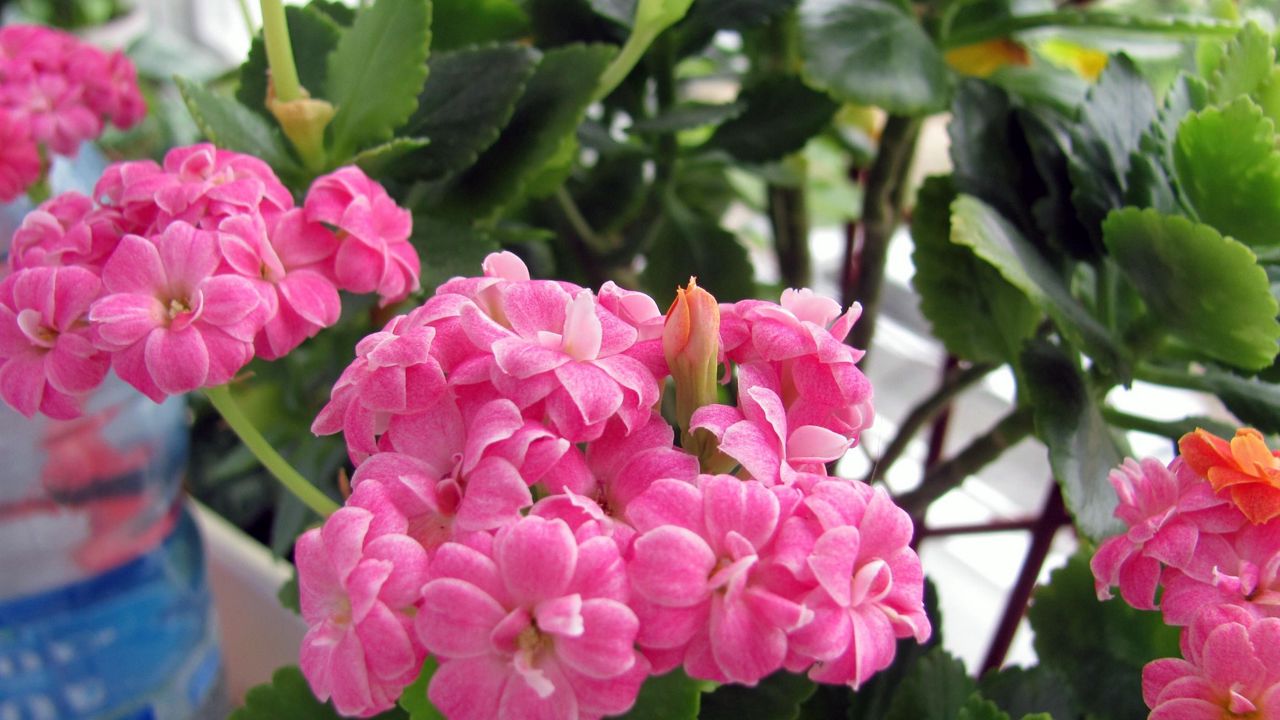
(353, 138, 430, 176)
(1125, 73, 1209, 215)
(231, 666, 408, 719)
(911, 176, 1040, 364)
(1103, 208, 1279, 371)
(411, 217, 501, 292)
(700, 671, 816, 720)
(236, 5, 341, 116)
(613, 669, 700, 719)
(1067, 54, 1157, 253)
(884, 647, 975, 720)
(629, 101, 745, 134)
(1208, 22, 1274, 104)
(799, 0, 951, 115)
(327, 0, 431, 160)
(433, 44, 616, 219)
(977, 665, 1078, 720)
(309, 0, 356, 25)
(175, 77, 303, 181)
(1028, 551, 1180, 720)
(958, 694, 1011, 720)
(1174, 98, 1280, 249)
(1021, 339, 1126, 540)
(1253, 66, 1280, 126)
(951, 195, 1129, 378)
(1196, 364, 1280, 434)
(432, 0, 530, 50)
(639, 195, 756, 306)
(704, 75, 838, 164)
(398, 657, 443, 720)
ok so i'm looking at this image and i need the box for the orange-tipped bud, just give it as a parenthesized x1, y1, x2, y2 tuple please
(664, 278, 720, 462)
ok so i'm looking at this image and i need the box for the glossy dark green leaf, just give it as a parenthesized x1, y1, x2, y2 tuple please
(700, 671, 815, 720)
(433, 44, 616, 219)
(1028, 552, 1180, 720)
(977, 665, 1078, 720)
(687, 0, 799, 30)
(231, 666, 408, 719)
(639, 196, 755, 306)
(704, 76, 837, 164)
(411, 217, 501, 292)
(1021, 339, 1125, 540)
(911, 176, 1040, 364)
(236, 5, 342, 116)
(175, 77, 303, 181)
(883, 647, 975, 720)
(629, 102, 745, 134)
(1196, 364, 1280, 434)
(958, 694, 1010, 720)
(1103, 208, 1280, 371)
(799, 0, 950, 114)
(613, 669, 701, 719)
(353, 138, 430, 176)
(431, 0, 530, 51)
(398, 658, 443, 720)
(394, 44, 538, 180)
(326, 0, 431, 160)
(951, 195, 1129, 378)
(309, 0, 356, 25)
(1174, 98, 1280, 249)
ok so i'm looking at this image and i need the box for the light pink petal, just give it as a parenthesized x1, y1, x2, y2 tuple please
(555, 599, 638, 679)
(710, 592, 787, 684)
(626, 478, 704, 534)
(502, 282, 570, 338)
(89, 293, 163, 348)
(428, 656, 506, 720)
(455, 457, 533, 532)
(630, 526, 715, 606)
(101, 234, 166, 294)
(497, 517, 578, 606)
(560, 291, 602, 361)
(702, 475, 780, 553)
(493, 337, 569, 378)
(144, 327, 209, 394)
(418, 578, 507, 658)
(718, 421, 783, 484)
(280, 271, 341, 327)
(788, 425, 852, 463)
(551, 361, 623, 426)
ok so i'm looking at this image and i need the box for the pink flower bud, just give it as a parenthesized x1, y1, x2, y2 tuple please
(663, 278, 720, 460)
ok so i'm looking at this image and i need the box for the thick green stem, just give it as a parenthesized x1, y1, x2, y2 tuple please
(942, 11, 1238, 49)
(864, 362, 996, 485)
(1101, 407, 1235, 441)
(261, 0, 303, 103)
(846, 115, 922, 359)
(897, 405, 1036, 520)
(596, 26, 660, 103)
(204, 384, 339, 518)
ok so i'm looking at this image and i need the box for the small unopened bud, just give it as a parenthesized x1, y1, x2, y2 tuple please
(267, 76, 334, 172)
(664, 278, 720, 462)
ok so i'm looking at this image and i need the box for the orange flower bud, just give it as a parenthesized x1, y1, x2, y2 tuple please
(663, 278, 720, 461)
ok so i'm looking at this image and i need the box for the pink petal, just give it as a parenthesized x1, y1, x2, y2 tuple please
(630, 526, 715, 606)
(418, 578, 508, 658)
(428, 656, 506, 720)
(555, 599, 638, 679)
(455, 457, 533, 532)
(496, 517, 578, 606)
(144, 327, 209, 394)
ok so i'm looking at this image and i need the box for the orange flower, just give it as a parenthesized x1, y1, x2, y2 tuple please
(1178, 427, 1280, 524)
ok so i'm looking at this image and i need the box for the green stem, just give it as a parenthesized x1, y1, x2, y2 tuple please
(1101, 407, 1234, 441)
(204, 384, 339, 518)
(260, 0, 303, 102)
(942, 11, 1238, 49)
(236, 0, 256, 40)
(1133, 363, 1206, 391)
(556, 187, 615, 255)
(596, 26, 660, 103)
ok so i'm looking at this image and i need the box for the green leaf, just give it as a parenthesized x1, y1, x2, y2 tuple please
(951, 195, 1129, 379)
(232, 666, 408, 719)
(411, 217, 501, 293)
(704, 76, 838, 164)
(1066, 54, 1157, 253)
(1196, 364, 1280, 434)
(1028, 551, 1180, 720)
(353, 138, 430, 176)
(639, 195, 756, 306)
(591, 0, 637, 25)
(432, 0, 530, 51)
(398, 658, 443, 720)
(236, 5, 342, 116)
(309, 0, 356, 25)
(911, 175, 1040, 364)
(958, 694, 1010, 720)
(1103, 207, 1280, 371)
(276, 570, 300, 614)
(393, 44, 538, 180)
(1021, 339, 1126, 540)
(613, 669, 701, 719)
(1208, 22, 1275, 105)
(700, 671, 816, 720)
(799, 0, 951, 115)
(174, 78, 303, 181)
(977, 665, 1078, 720)
(326, 0, 432, 160)
(433, 44, 616, 219)
(883, 647, 975, 720)
(1174, 98, 1280, 249)
(687, 0, 800, 30)
(629, 102, 745, 134)
(636, 0, 697, 31)
(847, 579, 943, 720)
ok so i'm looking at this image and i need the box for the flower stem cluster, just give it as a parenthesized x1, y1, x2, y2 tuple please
(299, 254, 929, 718)
(0, 143, 420, 419)
(0, 24, 145, 202)
(1092, 428, 1280, 719)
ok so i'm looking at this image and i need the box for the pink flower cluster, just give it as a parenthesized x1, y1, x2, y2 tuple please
(0, 24, 145, 201)
(1091, 441, 1280, 719)
(0, 143, 420, 418)
(298, 255, 929, 719)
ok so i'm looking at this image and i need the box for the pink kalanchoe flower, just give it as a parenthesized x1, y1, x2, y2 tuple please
(416, 516, 649, 720)
(626, 473, 813, 684)
(347, 452, 462, 553)
(304, 166, 419, 306)
(92, 158, 166, 233)
(151, 143, 294, 230)
(9, 191, 123, 272)
(778, 475, 931, 688)
(5, 72, 102, 156)
(1092, 457, 1247, 610)
(0, 108, 41, 203)
(297, 507, 431, 718)
(1143, 607, 1280, 719)
(1159, 520, 1280, 626)
(67, 45, 145, 129)
(0, 265, 108, 418)
(456, 283, 661, 442)
(88, 221, 269, 401)
(219, 210, 341, 360)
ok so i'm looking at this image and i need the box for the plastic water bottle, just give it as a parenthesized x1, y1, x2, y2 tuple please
(0, 379, 231, 719)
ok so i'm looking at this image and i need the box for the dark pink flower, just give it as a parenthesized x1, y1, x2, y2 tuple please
(0, 108, 41, 202)
(9, 191, 123, 272)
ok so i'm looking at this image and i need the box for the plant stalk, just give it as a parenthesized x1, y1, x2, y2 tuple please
(204, 384, 339, 518)
(942, 10, 1238, 49)
(260, 0, 303, 103)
